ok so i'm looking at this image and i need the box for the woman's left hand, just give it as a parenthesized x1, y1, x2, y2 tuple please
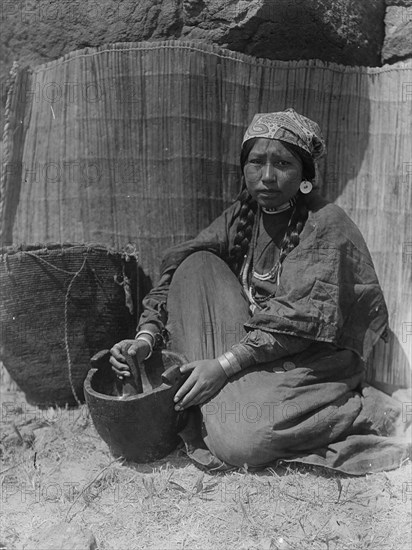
(174, 359, 227, 410)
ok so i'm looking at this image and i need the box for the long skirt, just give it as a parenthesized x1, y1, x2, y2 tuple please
(165, 251, 410, 474)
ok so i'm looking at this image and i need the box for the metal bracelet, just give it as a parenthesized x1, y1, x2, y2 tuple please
(216, 354, 231, 377)
(136, 329, 166, 350)
(135, 330, 155, 344)
(135, 334, 153, 359)
(217, 351, 242, 378)
(224, 350, 242, 375)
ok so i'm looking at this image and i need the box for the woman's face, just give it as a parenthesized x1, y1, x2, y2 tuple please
(243, 138, 303, 208)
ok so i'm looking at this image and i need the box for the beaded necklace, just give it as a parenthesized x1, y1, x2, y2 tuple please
(262, 196, 296, 215)
(241, 203, 296, 313)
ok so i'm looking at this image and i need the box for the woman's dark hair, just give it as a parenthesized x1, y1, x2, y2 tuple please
(228, 138, 313, 277)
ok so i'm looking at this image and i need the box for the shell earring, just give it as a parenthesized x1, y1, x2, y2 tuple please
(299, 180, 313, 194)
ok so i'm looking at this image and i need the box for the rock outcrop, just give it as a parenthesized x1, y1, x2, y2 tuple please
(1, 0, 387, 126)
(382, 1, 412, 63)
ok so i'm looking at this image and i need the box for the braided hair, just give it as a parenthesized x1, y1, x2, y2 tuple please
(228, 140, 258, 274)
(229, 138, 314, 278)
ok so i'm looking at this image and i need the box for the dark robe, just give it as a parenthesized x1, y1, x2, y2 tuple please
(136, 193, 409, 474)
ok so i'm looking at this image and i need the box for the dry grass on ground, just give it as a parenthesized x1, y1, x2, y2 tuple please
(0, 364, 411, 550)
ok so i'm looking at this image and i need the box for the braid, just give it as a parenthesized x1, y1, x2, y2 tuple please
(229, 184, 257, 275)
(277, 191, 309, 273)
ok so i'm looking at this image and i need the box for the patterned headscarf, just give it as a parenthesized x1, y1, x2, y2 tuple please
(242, 108, 326, 161)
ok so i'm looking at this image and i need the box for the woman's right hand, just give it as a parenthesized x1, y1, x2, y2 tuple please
(109, 339, 151, 378)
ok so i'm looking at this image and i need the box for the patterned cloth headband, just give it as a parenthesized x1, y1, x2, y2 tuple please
(242, 108, 326, 160)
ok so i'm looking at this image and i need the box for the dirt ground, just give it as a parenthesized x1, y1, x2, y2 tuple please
(0, 364, 411, 550)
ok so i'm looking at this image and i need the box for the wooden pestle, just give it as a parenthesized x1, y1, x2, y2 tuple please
(115, 352, 143, 396)
(117, 352, 155, 396)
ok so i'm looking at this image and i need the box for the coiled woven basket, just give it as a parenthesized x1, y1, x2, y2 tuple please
(0, 243, 138, 407)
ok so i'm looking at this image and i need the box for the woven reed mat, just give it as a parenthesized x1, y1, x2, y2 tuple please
(1, 41, 411, 387)
(0, 243, 138, 406)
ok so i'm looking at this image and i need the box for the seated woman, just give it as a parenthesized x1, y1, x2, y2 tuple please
(110, 109, 410, 474)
